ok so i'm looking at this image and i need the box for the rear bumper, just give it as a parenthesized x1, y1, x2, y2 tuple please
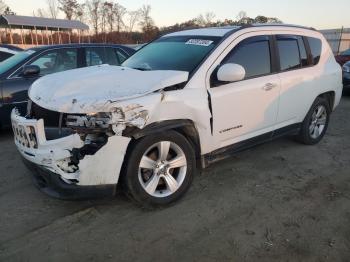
(22, 157, 116, 200)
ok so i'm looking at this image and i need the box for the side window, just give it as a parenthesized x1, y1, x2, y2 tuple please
(0, 51, 14, 62)
(277, 36, 301, 71)
(30, 48, 78, 75)
(307, 37, 322, 65)
(85, 47, 120, 66)
(297, 36, 308, 66)
(105, 48, 120, 65)
(115, 49, 127, 64)
(86, 47, 104, 66)
(222, 36, 271, 79)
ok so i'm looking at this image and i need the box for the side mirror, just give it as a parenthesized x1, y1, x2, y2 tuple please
(22, 65, 40, 77)
(217, 63, 245, 82)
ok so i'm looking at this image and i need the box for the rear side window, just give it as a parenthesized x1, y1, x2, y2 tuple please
(277, 36, 301, 71)
(0, 51, 14, 62)
(115, 49, 127, 64)
(85, 47, 121, 67)
(223, 36, 271, 79)
(307, 37, 322, 65)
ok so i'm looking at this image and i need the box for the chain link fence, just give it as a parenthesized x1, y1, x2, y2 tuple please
(320, 27, 350, 54)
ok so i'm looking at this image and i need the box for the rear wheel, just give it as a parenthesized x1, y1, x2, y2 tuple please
(296, 97, 330, 145)
(122, 131, 196, 207)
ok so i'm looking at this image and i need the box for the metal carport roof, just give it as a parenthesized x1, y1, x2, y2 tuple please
(0, 14, 89, 31)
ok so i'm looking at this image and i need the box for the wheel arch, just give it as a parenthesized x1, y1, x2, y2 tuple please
(318, 91, 335, 111)
(123, 119, 202, 167)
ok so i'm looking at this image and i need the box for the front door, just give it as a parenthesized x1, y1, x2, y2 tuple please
(208, 35, 281, 148)
(0, 48, 79, 127)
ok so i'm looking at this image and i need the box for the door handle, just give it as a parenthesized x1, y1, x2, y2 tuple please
(262, 83, 277, 91)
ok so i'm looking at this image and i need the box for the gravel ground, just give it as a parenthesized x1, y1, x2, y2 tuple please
(0, 96, 349, 262)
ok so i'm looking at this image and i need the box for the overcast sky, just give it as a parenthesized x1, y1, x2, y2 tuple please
(4, 0, 350, 30)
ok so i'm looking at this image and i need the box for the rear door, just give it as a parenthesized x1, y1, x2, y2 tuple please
(208, 35, 281, 147)
(275, 35, 318, 126)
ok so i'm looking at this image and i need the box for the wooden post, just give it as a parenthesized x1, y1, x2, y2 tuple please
(337, 27, 344, 55)
(50, 30, 54, 44)
(41, 30, 44, 44)
(68, 30, 71, 43)
(46, 27, 49, 45)
(20, 26, 24, 45)
(30, 29, 34, 45)
(58, 28, 61, 44)
(35, 26, 38, 45)
(9, 25, 13, 44)
(78, 30, 81, 43)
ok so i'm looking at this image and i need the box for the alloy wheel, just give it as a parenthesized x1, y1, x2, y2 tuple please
(138, 141, 187, 198)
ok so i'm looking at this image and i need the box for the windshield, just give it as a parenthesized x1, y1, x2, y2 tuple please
(0, 50, 36, 75)
(122, 36, 221, 73)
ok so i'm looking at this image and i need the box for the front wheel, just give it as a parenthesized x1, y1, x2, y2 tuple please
(296, 97, 331, 145)
(122, 131, 196, 207)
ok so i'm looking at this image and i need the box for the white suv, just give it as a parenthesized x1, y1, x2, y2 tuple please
(11, 25, 342, 206)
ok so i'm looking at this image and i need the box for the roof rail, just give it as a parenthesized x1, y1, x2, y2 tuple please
(246, 23, 316, 31)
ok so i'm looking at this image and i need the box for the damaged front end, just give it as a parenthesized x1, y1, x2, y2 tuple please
(11, 66, 189, 199)
(10, 100, 152, 199)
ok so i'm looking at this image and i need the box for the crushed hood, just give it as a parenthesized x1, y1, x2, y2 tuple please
(29, 65, 189, 113)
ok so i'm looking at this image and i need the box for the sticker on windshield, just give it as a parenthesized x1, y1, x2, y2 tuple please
(185, 39, 214, 46)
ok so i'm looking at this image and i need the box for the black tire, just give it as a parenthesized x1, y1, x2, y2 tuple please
(296, 97, 331, 145)
(121, 130, 196, 207)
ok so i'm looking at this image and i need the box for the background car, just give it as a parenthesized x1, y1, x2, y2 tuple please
(343, 61, 350, 92)
(0, 43, 135, 128)
(335, 48, 350, 66)
(0, 44, 22, 62)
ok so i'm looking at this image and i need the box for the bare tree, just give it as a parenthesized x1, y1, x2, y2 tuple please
(139, 5, 154, 32)
(236, 11, 247, 21)
(73, 3, 85, 22)
(33, 8, 47, 17)
(0, 0, 7, 14)
(100, 1, 109, 33)
(102, 1, 114, 32)
(85, 0, 101, 36)
(113, 3, 126, 32)
(126, 10, 141, 32)
(3, 6, 15, 15)
(58, 0, 79, 20)
(46, 0, 60, 19)
(196, 12, 216, 26)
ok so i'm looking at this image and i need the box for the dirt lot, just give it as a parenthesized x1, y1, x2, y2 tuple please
(0, 97, 349, 262)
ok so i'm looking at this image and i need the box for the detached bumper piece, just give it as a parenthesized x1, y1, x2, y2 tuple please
(23, 157, 116, 200)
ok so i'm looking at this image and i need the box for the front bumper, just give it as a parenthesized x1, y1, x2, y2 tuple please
(11, 109, 131, 199)
(22, 157, 116, 200)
